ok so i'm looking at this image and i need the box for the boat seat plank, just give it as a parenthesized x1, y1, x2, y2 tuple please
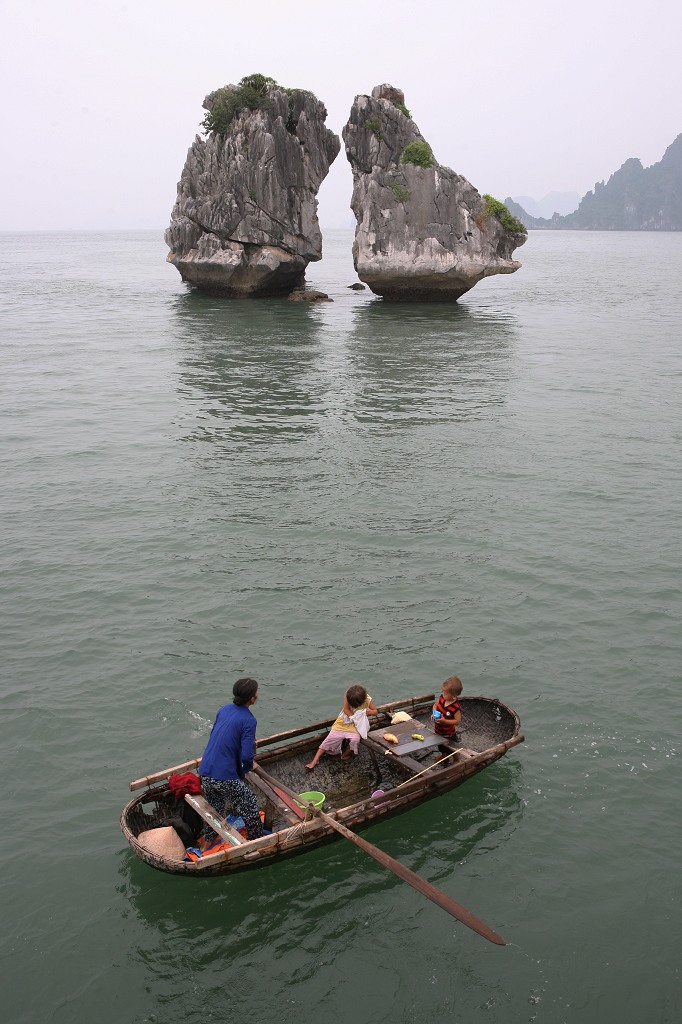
(367, 719, 440, 754)
(184, 794, 246, 846)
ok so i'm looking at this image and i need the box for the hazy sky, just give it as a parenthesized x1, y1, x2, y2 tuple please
(2, 0, 681, 231)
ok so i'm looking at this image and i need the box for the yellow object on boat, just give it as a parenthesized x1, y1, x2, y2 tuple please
(390, 711, 412, 724)
(411, 733, 425, 741)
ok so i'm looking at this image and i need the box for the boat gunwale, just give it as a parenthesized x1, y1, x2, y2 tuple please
(127, 693, 439, 792)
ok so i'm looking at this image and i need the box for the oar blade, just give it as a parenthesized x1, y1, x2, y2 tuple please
(323, 812, 505, 945)
(253, 763, 506, 945)
(367, 842, 505, 945)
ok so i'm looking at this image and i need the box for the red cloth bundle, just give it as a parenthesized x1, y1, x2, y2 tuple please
(168, 772, 202, 798)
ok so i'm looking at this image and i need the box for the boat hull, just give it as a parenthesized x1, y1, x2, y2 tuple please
(121, 695, 523, 876)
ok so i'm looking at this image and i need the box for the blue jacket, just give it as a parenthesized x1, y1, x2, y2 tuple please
(199, 703, 257, 781)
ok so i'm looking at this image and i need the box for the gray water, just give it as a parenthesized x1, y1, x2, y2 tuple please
(1, 229, 680, 1024)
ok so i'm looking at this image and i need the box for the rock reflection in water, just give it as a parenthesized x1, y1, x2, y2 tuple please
(345, 300, 517, 425)
(172, 290, 330, 448)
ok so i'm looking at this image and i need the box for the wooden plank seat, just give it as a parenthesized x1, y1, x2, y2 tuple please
(363, 718, 474, 776)
(184, 793, 246, 847)
(366, 718, 445, 765)
(362, 734, 424, 774)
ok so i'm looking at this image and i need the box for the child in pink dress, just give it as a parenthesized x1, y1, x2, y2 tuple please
(305, 685, 378, 770)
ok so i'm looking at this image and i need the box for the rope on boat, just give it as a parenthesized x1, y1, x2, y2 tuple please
(281, 819, 310, 845)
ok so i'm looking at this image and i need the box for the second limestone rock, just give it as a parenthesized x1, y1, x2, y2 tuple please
(343, 84, 527, 301)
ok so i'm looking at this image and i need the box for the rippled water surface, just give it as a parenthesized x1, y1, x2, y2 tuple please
(1, 230, 680, 1023)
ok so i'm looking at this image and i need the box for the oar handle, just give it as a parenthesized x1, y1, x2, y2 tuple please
(252, 764, 307, 819)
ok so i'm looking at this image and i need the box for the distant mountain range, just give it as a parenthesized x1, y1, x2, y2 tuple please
(506, 133, 682, 230)
(511, 191, 580, 218)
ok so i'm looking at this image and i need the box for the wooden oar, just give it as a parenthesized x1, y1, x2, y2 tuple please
(252, 764, 307, 819)
(317, 808, 505, 945)
(252, 764, 505, 945)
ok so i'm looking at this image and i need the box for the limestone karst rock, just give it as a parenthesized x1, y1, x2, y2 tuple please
(165, 76, 340, 296)
(342, 84, 527, 301)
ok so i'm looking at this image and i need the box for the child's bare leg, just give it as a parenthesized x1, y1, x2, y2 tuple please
(341, 737, 360, 761)
(305, 746, 325, 770)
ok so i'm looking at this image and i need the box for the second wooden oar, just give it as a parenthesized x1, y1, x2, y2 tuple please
(252, 764, 505, 945)
(395, 749, 462, 788)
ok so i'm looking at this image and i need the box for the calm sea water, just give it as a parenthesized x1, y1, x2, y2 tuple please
(1, 229, 680, 1024)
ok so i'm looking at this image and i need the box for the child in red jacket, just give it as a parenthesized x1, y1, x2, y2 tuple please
(432, 675, 462, 740)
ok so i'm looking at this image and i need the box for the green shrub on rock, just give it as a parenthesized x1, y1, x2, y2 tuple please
(202, 73, 277, 135)
(388, 181, 411, 203)
(394, 102, 411, 118)
(365, 115, 382, 140)
(482, 194, 525, 233)
(401, 141, 436, 168)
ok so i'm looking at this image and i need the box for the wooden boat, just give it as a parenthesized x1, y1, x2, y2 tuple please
(121, 692, 523, 877)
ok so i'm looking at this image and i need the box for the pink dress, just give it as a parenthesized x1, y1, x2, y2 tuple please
(319, 695, 372, 754)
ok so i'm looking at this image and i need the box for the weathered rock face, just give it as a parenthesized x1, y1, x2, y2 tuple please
(166, 84, 340, 296)
(343, 84, 527, 301)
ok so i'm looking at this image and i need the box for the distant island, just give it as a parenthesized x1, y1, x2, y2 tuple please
(511, 192, 580, 218)
(506, 133, 682, 230)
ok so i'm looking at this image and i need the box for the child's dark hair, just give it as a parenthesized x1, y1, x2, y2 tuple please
(442, 675, 463, 697)
(346, 684, 367, 709)
(232, 677, 259, 705)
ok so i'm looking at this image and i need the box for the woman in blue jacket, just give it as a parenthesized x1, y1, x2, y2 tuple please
(199, 677, 264, 842)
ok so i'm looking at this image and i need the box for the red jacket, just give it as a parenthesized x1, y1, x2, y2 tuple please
(434, 695, 461, 737)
